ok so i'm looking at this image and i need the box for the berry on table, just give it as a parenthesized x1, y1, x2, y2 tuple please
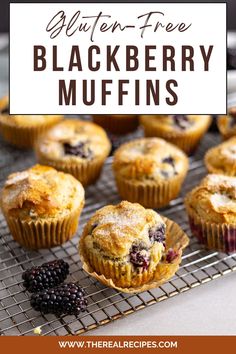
(22, 259, 69, 293)
(30, 283, 88, 316)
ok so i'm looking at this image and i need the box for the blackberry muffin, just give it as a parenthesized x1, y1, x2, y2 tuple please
(92, 115, 139, 135)
(217, 107, 236, 140)
(0, 95, 63, 148)
(113, 138, 189, 208)
(35, 119, 111, 186)
(1, 165, 85, 249)
(79, 201, 189, 292)
(205, 137, 236, 176)
(185, 174, 236, 252)
(140, 115, 212, 155)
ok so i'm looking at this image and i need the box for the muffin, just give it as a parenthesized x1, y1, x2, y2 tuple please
(35, 119, 111, 186)
(79, 201, 189, 292)
(92, 115, 139, 135)
(205, 137, 236, 176)
(0, 96, 63, 148)
(1, 165, 85, 249)
(185, 174, 236, 252)
(140, 115, 212, 154)
(113, 138, 189, 208)
(217, 107, 236, 140)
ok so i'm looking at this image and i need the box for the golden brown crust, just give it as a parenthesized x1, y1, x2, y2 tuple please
(0, 96, 62, 127)
(1, 164, 84, 220)
(35, 119, 111, 162)
(80, 215, 189, 293)
(140, 115, 212, 135)
(205, 137, 236, 175)
(113, 138, 188, 181)
(81, 201, 163, 258)
(185, 174, 236, 224)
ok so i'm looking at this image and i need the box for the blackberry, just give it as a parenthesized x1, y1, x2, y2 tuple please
(162, 156, 175, 168)
(30, 283, 88, 316)
(22, 259, 69, 293)
(162, 156, 178, 176)
(166, 248, 178, 263)
(129, 244, 150, 270)
(172, 115, 191, 130)
(149, 224, 166, 244)
(1, 106, 9, 114)
(64, 141, 93, 159)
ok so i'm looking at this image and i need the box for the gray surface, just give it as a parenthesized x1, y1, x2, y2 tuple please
(89, 273, 236, 335)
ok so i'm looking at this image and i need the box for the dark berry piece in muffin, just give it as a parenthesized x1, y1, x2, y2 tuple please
(149, 224, 166, 244)
(22, 259, 69, 293)
(172, 115, 192, 130)
(64, 141, 93, 159)
(129, 244, 150, 270)
(162, 156, 175, 168)
(30, 283, 88, 315)
(166, 248, 178, 263)
(1, 105, 9, 114)
(162, 155, 178, 176)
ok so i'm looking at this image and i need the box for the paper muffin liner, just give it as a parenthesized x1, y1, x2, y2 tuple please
(114, 172, 187, 209)
(79, 217, 189, 293)
(217, 117, 235, 141)
(186, 205, 236, 253)
(36, 152, 108, 187)
(141, 118, 212, 155)
(0, 116, 63, 149)
(92, 115, 139, 135)
(4, 204, 84, 249)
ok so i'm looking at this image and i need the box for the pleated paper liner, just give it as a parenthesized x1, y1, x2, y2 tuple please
(79, 217, 189, 293)
(0, 116, 63, 149)
(141, 117, 212, 155)
(186, 206, 236, 253)
(114, 172, 187, 209)
(35, 153, 109, 187)
(3, 203, 84, 249)
(92, 115, 139, 135)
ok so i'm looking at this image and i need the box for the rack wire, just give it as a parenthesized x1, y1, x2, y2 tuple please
(0, 131, 236, 336)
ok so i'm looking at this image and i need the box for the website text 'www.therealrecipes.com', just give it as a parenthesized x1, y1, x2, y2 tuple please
(58, 340, 178, 349)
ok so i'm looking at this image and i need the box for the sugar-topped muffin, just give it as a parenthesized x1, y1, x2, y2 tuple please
(113, 138, 189, 208)
(80, 201, 189, 291)
(92, 114, 139, 135)
(0, 95, 63, 148)
(185, 174, 236, 252)
(1, 165, 85, 249)
(217, 107, 236, 140)
(35, 119, 111, 186)
(140, 115, 212, 154)
(205, 137, 236, 175)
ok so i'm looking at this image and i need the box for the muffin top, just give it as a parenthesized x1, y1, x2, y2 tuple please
(82, 200, 166, 262)
(113, 138, 188, 181)
(205, 137, 236, 175)
(185, 174, 236, 224)
(35, 119, 111, 162)
(217, 107, 236, 136)
(140, 115, 211, 133)
(0, 96, 62, 127)
(1, 165, 84, 220)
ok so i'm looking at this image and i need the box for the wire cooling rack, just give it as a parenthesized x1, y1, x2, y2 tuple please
(0, 130, 236, 336)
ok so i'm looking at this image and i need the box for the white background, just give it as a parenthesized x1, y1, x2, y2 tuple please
(10, 3, 226, 114)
